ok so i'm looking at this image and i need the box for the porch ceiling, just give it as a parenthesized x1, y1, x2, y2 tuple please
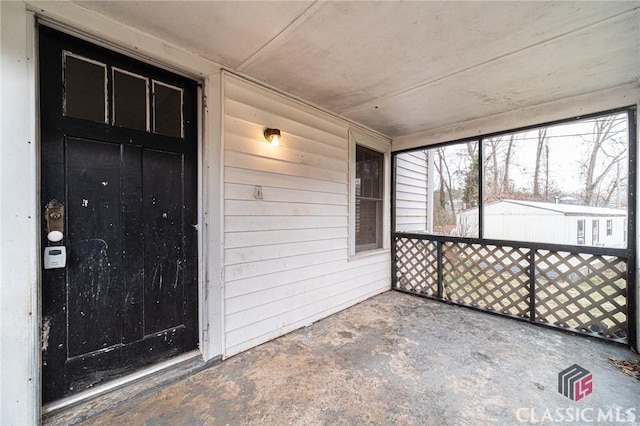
(73, 1, 640, 138)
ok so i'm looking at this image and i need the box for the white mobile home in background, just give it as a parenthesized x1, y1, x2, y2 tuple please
(456, 200, 627, 248)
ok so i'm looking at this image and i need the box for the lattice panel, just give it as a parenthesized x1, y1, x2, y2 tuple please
(394, 234, 629, 343)
(535, 250, 627, 340)
(394, 237, 437, 296)
(441, 242, 530, 317)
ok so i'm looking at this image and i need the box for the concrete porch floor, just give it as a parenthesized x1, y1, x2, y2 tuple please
(53, 291, 639, 425)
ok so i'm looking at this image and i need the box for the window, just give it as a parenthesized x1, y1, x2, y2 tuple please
(592, 219, 599, 244)
(577, 219, 585, 245)
(62, 52, 186, 139)
(113, 68, 149, 131)
(63, 52, 107, 123)
(356, 145, 383, 252)
(351, 129, 389, 256)
(153, 81, 183, 138)
(606, 219, 613, 236)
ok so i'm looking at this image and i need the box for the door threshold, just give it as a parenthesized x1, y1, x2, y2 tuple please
(42, 350, 221, 425)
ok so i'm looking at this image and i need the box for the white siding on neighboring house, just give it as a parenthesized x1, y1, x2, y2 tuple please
(458, 200, 627, 247)
(223, 73, 390, 356)
(482, 202, 568, 244)
(395, 151, 430, 232)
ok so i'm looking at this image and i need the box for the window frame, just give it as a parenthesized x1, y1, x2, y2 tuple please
(349, 128, 391, 258)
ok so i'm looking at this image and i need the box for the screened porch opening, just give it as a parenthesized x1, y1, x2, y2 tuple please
(392, 108, 637, 346)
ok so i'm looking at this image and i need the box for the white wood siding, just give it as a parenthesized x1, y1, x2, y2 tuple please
(223, 74, 390, 356)
(395, 151, 429, 232)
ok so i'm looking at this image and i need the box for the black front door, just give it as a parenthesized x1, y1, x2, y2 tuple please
(39, 27, 198, 403)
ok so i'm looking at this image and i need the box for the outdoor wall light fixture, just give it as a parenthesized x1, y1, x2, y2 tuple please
(264, 128, 281, 146)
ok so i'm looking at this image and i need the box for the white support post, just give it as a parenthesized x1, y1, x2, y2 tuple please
(426, 149, 435, 232)
(0, 3, 40, 424)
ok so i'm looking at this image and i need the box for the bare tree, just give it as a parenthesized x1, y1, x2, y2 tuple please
(533, 128, 548, 199)
(581, 115, 627, 206)
(602, 178, 619, 207)
(462, 154, 479, 208)
(484, 137, 501, 201)
(433, 143, 478, 231)
(466, 140, 477, 159)
(483, 134, 518, 203)
(502, 135, 515, 197)
(435, 147, 457, 224)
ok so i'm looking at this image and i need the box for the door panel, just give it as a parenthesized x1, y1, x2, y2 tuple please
(65, 325, 187, 394)
(121, 144, 145, 345)
(66, 137, 124, 356)
(143, 149, 185, 333)
(40, 26, 198, 403)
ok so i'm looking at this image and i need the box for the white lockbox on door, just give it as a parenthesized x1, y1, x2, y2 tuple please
(44, 246, 66, 269)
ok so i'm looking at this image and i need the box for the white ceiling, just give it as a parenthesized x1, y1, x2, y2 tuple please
(75, 1, 640, 139)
